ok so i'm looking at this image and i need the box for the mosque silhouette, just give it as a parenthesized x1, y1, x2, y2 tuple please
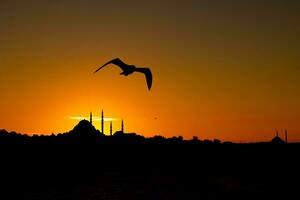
(88, 109, 124, 135)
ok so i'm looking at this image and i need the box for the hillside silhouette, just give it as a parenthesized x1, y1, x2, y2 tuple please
(0, 121, 299, 199)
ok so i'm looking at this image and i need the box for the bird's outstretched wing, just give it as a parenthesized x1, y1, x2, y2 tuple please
(135, 67, 152, 90)
(94, 58, 128, 73)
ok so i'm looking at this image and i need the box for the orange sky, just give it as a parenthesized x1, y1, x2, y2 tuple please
(0, 1, 299, 142)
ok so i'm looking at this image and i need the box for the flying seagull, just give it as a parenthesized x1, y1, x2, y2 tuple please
(94, 58, 152, 90)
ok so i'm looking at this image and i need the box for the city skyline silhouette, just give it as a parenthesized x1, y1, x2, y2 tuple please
(0, 109, 293, 145)
(0, 115, 299, 200)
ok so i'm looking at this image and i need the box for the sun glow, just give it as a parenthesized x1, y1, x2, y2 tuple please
(69, 116, 118, 122)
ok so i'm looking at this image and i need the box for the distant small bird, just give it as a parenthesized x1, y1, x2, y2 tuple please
(94, 58, 152, 90)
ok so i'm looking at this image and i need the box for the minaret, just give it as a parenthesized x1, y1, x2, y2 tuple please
(90, 112, 92, 124)
(110, 121, 113, 136)
(285, 130, 288, 144)
(101, 109, 104, 134)
(121, 119, 124, 133)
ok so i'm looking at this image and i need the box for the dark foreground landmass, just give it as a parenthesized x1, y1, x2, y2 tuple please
(0, 120, 299, 200)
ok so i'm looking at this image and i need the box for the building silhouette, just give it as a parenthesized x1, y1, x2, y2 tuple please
(285, 130, 288, 144)
(90, 112, 93, 125)
(271, 130, 285, 144)
(121, 120, 124, 133)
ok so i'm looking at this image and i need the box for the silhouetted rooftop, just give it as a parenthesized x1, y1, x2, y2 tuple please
(271, 136, 285, 144)
(70, 120, 101, 137)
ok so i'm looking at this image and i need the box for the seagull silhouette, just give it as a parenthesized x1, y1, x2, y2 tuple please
(94, 58, 152, 90)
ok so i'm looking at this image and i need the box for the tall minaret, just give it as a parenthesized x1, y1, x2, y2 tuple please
(121, 119, 124, 133)
(101, 109, 104, 134)
(285, 129, 288, 144)
(90, 112, 92, 124)
(110, 121, 113, 136)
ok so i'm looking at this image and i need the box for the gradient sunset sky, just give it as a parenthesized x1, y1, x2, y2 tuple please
(0, 0, 299, 142)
